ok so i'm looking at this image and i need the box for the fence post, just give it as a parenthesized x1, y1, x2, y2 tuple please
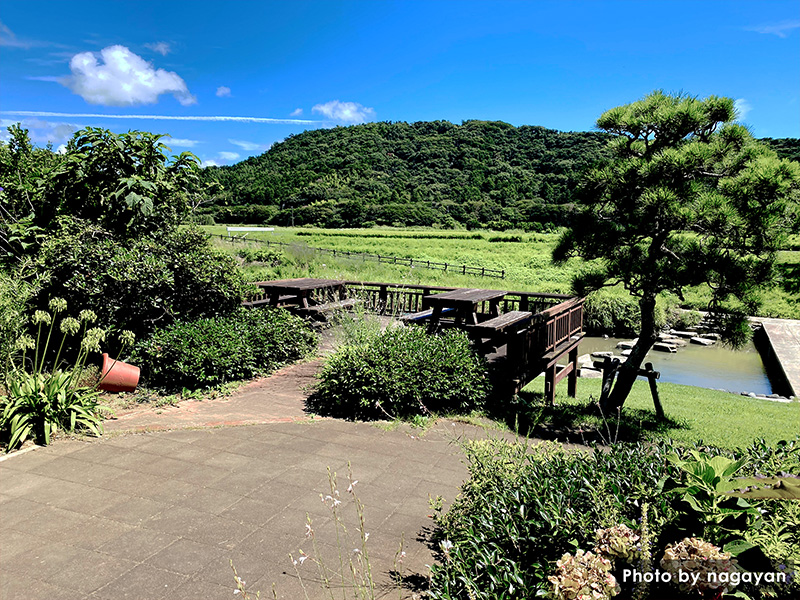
(462, 265, 466, 274)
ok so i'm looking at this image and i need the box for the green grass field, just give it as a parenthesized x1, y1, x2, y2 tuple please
(517, 376, 799, 450)
(204, 225, 800, 319)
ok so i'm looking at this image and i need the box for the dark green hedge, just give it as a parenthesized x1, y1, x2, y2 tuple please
(313, 326, 490, 419)
(135, 307, 317, 390)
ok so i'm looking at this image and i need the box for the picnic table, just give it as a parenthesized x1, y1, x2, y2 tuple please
(253, 278, 347, 308)
(421, 288, 508, 331)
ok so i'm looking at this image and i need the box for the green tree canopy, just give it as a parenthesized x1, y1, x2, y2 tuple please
(554, 91, 800, 410)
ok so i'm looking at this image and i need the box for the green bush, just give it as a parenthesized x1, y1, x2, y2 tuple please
(313, 326, 489, 419)
(135, 307, 317, 390)
(33, 219, 246, 341)
(236, 247, 282, 264)
(582, 292, 642, 336)
(429, 438, 800, 600)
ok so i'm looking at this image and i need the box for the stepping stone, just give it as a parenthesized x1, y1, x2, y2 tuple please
(690, 336, 716, 346)
(621, 349, 632, 356)
(579, 367, 603, 379)
(653, 343, 678, 353)
(670, 330, 697, 339)
(616, 339, 638, 350)
(590, 351, 613, 359)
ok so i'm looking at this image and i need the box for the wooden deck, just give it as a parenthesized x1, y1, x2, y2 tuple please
(245, 279, 584, 403)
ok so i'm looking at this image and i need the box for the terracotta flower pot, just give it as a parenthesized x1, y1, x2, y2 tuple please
(98, 353, 140, 392)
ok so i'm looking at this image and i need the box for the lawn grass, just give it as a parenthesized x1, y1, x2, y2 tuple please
(203, 225, 800, 319)
(515, 376, 799, 450)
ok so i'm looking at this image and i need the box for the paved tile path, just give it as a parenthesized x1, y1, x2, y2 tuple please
(1, 415, 509, 599)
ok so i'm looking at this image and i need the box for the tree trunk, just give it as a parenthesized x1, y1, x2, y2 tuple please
(602, 294, 660, 412)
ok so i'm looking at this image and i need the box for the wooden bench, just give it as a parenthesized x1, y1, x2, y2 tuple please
(471, 311, 534, 335)
(242, 295, 296, 308)
(296, 298, 362, 319)
(400, 307, 455, 323)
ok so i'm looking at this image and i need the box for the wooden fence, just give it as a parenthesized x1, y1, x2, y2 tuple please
(216, 234, 506, 278)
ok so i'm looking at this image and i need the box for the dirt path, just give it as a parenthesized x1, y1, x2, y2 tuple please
(104, 358, 322, 433)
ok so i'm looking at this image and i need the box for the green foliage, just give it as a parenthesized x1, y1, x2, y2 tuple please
(313, 326, 490, 419)
(430, 438, 800, 600)
(665, 451, 758, 548)
(33, 219, 246, 340)
(554, 90, 800, 408)
(41, 128, 205, 237)
(430, 440, 676, 599)
(135, 307, 317, 390)
(0, 299, 130, 451)
(2, 369, 104, 449)
(582, 292, 641, 336)
(236, 247, 282, 264)
(0, 124, 60, 264)
(202, 120, 613, 228)
(0, 274, 34, 378)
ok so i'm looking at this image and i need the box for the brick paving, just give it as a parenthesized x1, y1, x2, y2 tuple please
(1, 371, 514, 599)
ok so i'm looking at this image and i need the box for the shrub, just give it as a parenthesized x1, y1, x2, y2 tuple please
(135, 307, 317, 390)
(429, 438, 800, 600)
(33, 219, 246, 341)
(583, 292, 641, 336)
(313, 326, 489, 419)
(430, 439, 677, 599)
(236, 247, 282, 264)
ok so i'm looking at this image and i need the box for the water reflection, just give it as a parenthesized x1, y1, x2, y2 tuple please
(578, 337, 773, 396)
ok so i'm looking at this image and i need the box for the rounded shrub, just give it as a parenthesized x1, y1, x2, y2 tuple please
(135, 307, 317, 390)
(314, 326, 490, 419)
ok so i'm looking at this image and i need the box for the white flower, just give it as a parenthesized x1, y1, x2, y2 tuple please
(305, 523, 313, 538)
(347, 480, 359, 493)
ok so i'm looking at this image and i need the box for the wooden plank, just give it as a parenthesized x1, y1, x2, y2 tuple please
(471, 311, 533, 334)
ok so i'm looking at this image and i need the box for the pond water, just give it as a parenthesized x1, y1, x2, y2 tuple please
(577, 336, 773, 396)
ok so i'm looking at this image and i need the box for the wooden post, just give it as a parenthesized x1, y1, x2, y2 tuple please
(644, 362, 665, 420)
(599, 357, 620, 406)
(568, 347, 578, 397)
(545, 364, 557, 406)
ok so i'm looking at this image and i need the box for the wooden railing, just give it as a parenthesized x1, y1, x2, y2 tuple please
(341, 281, 571, 318)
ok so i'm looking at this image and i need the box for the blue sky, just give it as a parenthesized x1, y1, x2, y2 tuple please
(1, 0, 798, 167)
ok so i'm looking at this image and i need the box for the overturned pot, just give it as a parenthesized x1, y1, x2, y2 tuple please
(98, 353, 140, 392)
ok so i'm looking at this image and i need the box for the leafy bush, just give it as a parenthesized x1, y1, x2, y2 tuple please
(313, 326, 489, 419)
(135, 307, 317, 390)
(582, 292, 642, 336)
(236, 247, 282, 264)
(429, 438, 800, 600)
(33, 219, 246, 340)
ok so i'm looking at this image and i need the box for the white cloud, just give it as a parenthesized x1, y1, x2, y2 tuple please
(216, 86, 232, 97)
(229, 139, 266, 151)
(145, 41, 171, 56)
(290, 108, 303, 117)
(734, 98, 752, 121)
(219, 151, 240, 161)
(59, 45, 196, 106)
(312, 100, 375, 124)
(1, 110, 317, 124)
(201, 159, 219, 168)
(166, 137, 200, 148)
(745, 20, 800, 38)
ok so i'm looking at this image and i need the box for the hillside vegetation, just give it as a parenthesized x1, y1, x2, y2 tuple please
(202, 120, 612, 228)
(202, 121, 800, 229)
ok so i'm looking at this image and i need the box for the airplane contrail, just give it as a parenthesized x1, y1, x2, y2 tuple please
(0, 110, 319, 125)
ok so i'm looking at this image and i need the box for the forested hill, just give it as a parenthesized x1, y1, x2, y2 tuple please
(201, 120, 612, 229)
(201, 121, 800, 229)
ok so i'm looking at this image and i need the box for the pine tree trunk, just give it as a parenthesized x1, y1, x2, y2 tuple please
(602, 294, 660, 412)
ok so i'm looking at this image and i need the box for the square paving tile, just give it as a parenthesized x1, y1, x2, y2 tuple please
(90, 563, 189, 600)
(96, 527, 179, 562)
